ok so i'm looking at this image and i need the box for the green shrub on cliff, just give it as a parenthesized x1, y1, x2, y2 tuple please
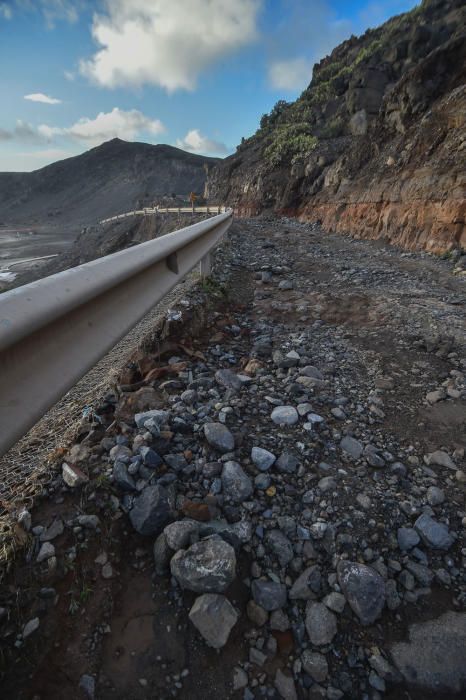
(263, 123, 317, 166)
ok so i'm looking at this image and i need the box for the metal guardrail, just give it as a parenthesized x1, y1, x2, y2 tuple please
(100, 205, 227, 225)
(0, 209, 233, 458)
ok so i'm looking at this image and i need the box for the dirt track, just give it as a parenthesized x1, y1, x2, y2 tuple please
(1, 218, 465, 700)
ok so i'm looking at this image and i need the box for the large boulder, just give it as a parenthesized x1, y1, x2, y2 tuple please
(129, 485, 173, 536)
(170, 537, 236, 593)
(337, 561, 385, 625)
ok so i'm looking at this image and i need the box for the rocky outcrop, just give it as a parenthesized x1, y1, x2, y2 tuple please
(208, 0, 466, 253)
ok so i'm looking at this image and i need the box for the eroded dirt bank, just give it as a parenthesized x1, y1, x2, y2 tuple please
(0, 218, 465, 700)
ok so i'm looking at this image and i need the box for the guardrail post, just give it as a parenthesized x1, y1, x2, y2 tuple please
(199, 252, 211, 278)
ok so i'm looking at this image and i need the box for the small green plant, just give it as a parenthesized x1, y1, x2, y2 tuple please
(319, 116, 345, 139)
(199, 276, 227, 299)
(68, 582, 93, 615)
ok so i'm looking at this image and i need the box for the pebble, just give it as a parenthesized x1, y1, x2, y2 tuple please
(271, 406, 299, 426)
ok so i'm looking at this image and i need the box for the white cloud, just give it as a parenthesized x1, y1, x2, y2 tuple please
(176, 129, 228, 156)
(24, 92, 62, 104)
(0, 120, 42, 143)
(1, 108, 165, 148)
(268, 57, 313, 91)
(266, 0, 353, 92)
(64, 70, 75, 81)
(39, 107, 165, 145)
(80, 0, 261, 91)
(0, 2, 12, 19)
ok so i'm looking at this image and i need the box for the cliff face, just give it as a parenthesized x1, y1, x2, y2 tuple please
(208, 0, 466, 253)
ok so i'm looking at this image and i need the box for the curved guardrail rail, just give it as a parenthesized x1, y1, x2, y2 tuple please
(100, 205, 227, 224)
(0, 209, 233, 458)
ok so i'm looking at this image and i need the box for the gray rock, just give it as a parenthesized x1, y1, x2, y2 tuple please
(77, 514, 100, 530)
(266, 529, 294, 567)
(170, 537, 236, 593)
(426, 486, 445, 506)
(247, 599, 268, 626)
(278, 279, 293, 290)
(204, 423, 235, 453)
(271, 406, 299, 426)
(274, 669, 297, 700)
(299, 365, 324, 380)
(289, 565, 321, 600)
(215, 369, 243, 391)
(251, 446, 276, 471)
(390, 611, 466, 693)
(414, 513, 453, 550)
(113, 461, 136, 491)
(276, 452, 299, 473)
(397, 527, 420, 551)
(163, 519, 199, 550)
(425, 450, 456, 470)
(364, 444, 386, 468)
(301, 650, 328, 682)
(189, 593, 238, 648)
(39, 518, 64, 542)
(340, 436, 363, 459)
(305, 602, 337, 645)
(337, 560, 385, 625)
(221, 461, 253, 502)
(233, 667, 248, 691)
(405, 561, 433, 586)
(251, 579, 287, 611)
(22, 617, 39, 638)
(62, 462, 88, 487)
(134, 409, 169, 431)
(323, 592, 346, 613)
(250, 648, 267, 666)
(109, 444, 132, 462)
(79, 675, 95, 700)
(270, 609, 290, 631)
(37, 542, 55, 563)
(318, 476, 336, 492)
(129, 485, 173, 536)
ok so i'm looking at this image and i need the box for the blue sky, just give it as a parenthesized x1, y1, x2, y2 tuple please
(0, 0, 419, 172)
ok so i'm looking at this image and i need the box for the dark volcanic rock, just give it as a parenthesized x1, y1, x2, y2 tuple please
(337, 560, 386, 625)
(129, 485, 173, 536)
(170, 537, 236, 593)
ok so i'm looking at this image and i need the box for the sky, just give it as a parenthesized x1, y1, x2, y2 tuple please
(0, 0, 419, 172)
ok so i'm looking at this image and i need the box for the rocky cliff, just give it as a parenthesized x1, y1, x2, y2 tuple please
(208, 0, 466, 253)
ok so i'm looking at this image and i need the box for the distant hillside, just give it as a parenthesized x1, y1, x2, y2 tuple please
(208, 0, 466, 253)
(0, 139, 219, 226)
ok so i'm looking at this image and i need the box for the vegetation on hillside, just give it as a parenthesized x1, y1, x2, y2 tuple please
(237, 1, 426, 169)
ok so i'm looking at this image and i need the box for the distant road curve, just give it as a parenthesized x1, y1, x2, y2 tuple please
(100, 204, 227, 225)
